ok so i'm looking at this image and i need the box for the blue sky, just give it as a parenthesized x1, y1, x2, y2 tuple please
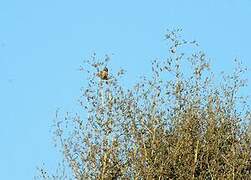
(0, 0, 251, 179)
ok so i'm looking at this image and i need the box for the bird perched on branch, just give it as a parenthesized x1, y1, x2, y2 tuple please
(98, 67, 109, 80)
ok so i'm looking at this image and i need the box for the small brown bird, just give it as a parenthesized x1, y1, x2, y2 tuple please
(98, 67, 109, 80)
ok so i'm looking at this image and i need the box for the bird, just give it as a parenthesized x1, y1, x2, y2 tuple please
(98, 67, 109, 80)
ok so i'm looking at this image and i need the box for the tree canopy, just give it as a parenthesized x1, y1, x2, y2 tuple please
(36, 29, 251, 180)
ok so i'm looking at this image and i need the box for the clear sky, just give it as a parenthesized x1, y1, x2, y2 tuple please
(0, 0, 251, 179)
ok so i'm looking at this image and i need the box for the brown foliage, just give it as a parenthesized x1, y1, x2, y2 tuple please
(36, 30, 251, 180)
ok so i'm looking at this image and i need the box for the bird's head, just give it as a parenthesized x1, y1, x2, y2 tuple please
(103, 67, 108, 72)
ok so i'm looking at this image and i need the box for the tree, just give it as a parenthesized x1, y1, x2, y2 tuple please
(36, 29, 251, 179)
